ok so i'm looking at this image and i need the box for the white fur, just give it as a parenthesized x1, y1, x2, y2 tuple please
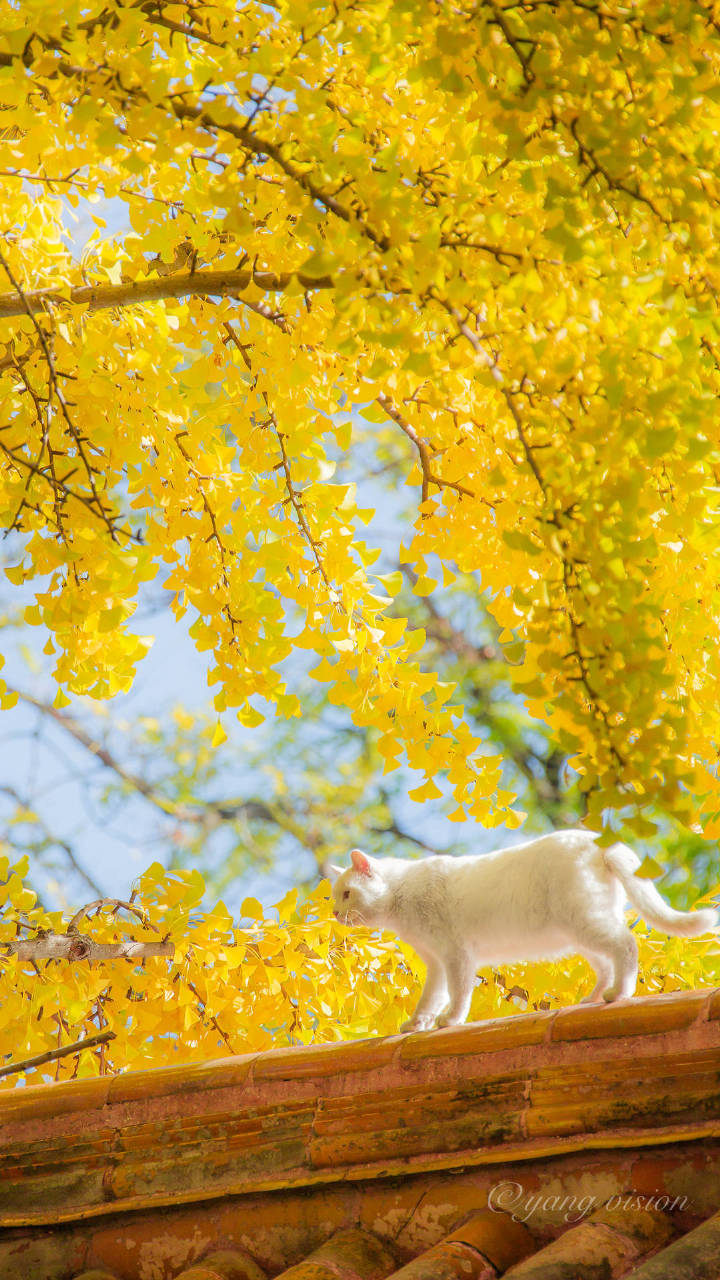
(329, 832, 717, 1031)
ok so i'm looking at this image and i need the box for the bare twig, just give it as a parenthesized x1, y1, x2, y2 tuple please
(183, 975, 236, 1053)
(224, 320, 338, 593)
(68, 898, 157, 933)
(0, 783, 103, 898)
(376, 392, 476, 506)
(9, 685, 291, 830)
(11, 687, 194, 817)
(372, 813, 444, 856)
(0, 1028, 115, 1079)
(172, 429, 244, 642)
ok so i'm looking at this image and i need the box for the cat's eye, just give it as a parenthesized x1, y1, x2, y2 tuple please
(343, 890, 350, 899)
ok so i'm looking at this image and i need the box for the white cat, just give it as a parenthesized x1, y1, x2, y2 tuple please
(329, 830, 717, 1031)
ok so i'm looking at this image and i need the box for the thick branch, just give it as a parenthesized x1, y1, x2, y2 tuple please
(3, 934, 174, 961)
(0, 267, 334, 320)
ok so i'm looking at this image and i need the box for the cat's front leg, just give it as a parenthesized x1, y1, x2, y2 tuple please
(434, 950, 475, 1027)
(399, 956, 448, 1033)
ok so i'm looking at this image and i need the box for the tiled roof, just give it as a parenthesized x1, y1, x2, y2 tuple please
(2, 989, 720, 1279)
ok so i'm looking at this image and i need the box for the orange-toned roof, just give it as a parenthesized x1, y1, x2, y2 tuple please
(2, 989, 720, 1279)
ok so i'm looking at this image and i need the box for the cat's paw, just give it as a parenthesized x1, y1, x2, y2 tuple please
(399, 1015, 434, 1033)
(434, 1012, 465, 1029)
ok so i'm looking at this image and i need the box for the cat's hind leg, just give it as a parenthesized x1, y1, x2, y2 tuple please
(580, 950, 615, 1004)
(435, 950, 476, 1027)
(601, 928, 638, 1002)
(574, 926, 638, 1003)
(400, 956, 448, 1033)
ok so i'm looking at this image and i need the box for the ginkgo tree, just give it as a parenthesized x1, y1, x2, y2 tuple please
(1, 0, 720, 1079)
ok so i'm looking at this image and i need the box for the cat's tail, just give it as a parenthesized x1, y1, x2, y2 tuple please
(604, 842, 718, 936)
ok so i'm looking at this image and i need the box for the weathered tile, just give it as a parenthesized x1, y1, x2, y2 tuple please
(253, 1038, 399, 1082)
(551, 991, 710, 1043)
(398, 1013, 550, 1063)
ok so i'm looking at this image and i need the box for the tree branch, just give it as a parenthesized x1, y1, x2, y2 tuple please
(437, 298, 548, 494)
(0, 434, 139, 544)
(568, 117, 667, 224)
(0, 267, 334, 320)
(10, 686, 292, 829)
(224, 320, 341, 599)
(12, 687, 196, 817)
(0, 782, 104, 898)
(67, 897, 157, 933)
(3, 933, 173, 961)
(0, 250, 141, 544)
(399, 566, 498, 664)
(0, 1028, 115, 1079)
(0, 37, 390, 257)
(486, 2, 537, 87)
(372, 813, 445, 856)
(376, 392, 476, 506)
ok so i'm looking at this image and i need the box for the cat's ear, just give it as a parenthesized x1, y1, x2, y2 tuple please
(327, 864, 344, 883)
(350, 848, 374, 877)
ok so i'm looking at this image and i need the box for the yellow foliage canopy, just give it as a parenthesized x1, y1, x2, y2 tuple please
(0, 2, 719, 835)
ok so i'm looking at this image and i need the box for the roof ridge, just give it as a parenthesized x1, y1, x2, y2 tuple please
(0, 987, 718, 1121)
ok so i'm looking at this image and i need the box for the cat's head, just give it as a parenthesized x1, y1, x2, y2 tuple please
(329, 848, 388, 927)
